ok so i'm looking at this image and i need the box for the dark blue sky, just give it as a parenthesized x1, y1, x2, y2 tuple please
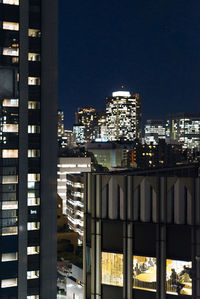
(59, 0, 200, 129)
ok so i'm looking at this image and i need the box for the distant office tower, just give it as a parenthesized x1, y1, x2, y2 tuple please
(73, 124, 85, 144)
(144, 119, 166, 144)
(75, 107, 99, 142)
(59, 129, 76, 148)
(0, 1, 58, 299)
(106, 90, 142, 141)
(58, 109, 64, 137)
(57, 157, 91, 243)
(84, 165, 200, 299)
(166, 113, 200, 150)
(94, 112, 108, 142)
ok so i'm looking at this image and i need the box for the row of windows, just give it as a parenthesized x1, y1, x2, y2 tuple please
(1, 149, 39, 158)
(1, 222, 40, 235)
(1, 271, 39, 288)
(102, 252, 192, 296)
(3, 22, 41, 37)
(2, 99, 40, 109)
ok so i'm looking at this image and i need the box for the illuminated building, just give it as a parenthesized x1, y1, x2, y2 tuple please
(73, 124, 85, 144)
(60, 129, 76, 148)
(84, 164, 200, 298)
(75, 107, 99, 143)
(166, 113, 200, 150)
(57, 157, 91, 243)
(0, 1, 58, 298)
(58, 109, 64, 137)
(86, 142, 134, 170)
(144, 119, 166, 145)
(106, 91, 142, 141)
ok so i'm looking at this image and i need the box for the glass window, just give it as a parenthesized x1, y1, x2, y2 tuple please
(27, 222, 40, 231)
(28, 101, 40, 109)
(27, 197, 40, 206)
(3, 47, 19, 56)
(166, 259, 192, 296)
(27, 246, 40, 255)
(28, 173, 40, 182)
(2, 252, 18, 262)
(133, 256, 157, 292)
(101, 252, 123, 287)
(2, 150, 18, 158)
(28, 53, 40, 62)
(28, 125, 40, 134)
(27, 271, 39, 280)
(3, 0, 19, 4)
(28, 77, 40, 86)
(3, 99, 19, 107)
(2, 226, 18, 236)
(2, 175, 18, 184)
(3, 124, 18, 133)
(27, 296, 39, 299)
(2, 201, 18, 210)
(3, 21, 19, 31)
(28, 29, 41, 37)
(28, 149, 40, 158)
(1, 278, 17, 288)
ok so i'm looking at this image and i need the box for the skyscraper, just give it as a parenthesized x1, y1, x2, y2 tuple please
(106, 90, 142, 142)
(166, 113, 200, 150)
(144, 119, 166, 145)
(0, 1, 58, 298)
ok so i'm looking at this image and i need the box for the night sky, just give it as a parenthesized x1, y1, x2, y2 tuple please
(59, 0, 200, 129)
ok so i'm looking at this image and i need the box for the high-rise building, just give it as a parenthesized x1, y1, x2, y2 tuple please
(106, 90, 142, 141)
(166, 113, 200, 150)
(75, 107, 99, 143)
(144, 119, 166, 145)
(57, 157, 91, 243)
(84, 164, 200, 299)
(58, 109, 64, 137)
(0, 1, 58, 298)
(73, 124, 85, 144)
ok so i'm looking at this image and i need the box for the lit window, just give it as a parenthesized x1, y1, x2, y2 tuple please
(27, 222, 40, 231)
(2, 252, 18, 262)
(27, 197, 40, 206)
(28, 125, 40, 134)
(3, 47, 19, 56)
(28, 77, 40, 85)
(27, 270, 39, 279)
(3, 21, 19, 31)
(166, 259, 192, 296)
(133, 256, 157, 291)
(3, 124, 18, 133)
(2, 150, 18, 158)
(28, 53, 40, 61)
(3, 0, 19, 4)
(2, 201, 18, 210)
(28, 149, 40, 158)
(102, 252, 123, 287)
(28, 29, 41, 37)
(2, 226, 18, 236)
(28, 101, 40, 109)
(2, 175, 18, 184)
(28, 173, 40, 182)
(2, 99, 19, 107)
(27, 246, 40, 255)
(1, 278, 17, 288)
(12, 57, 19, 63)
(27, 296, 39, 299)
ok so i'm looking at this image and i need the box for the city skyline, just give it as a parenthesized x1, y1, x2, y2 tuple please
(59, 0, 200, 128)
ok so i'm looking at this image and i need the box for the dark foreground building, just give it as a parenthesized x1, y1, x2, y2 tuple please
(0, 1, 58, 298)
(83, 165, 200, 299)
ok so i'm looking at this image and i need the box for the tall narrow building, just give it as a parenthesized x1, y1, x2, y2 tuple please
(106, 90, 142, 142)
(0, 1, 58, 299)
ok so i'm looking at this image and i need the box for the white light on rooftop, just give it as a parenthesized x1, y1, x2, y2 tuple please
(112, 91, 131, 97)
